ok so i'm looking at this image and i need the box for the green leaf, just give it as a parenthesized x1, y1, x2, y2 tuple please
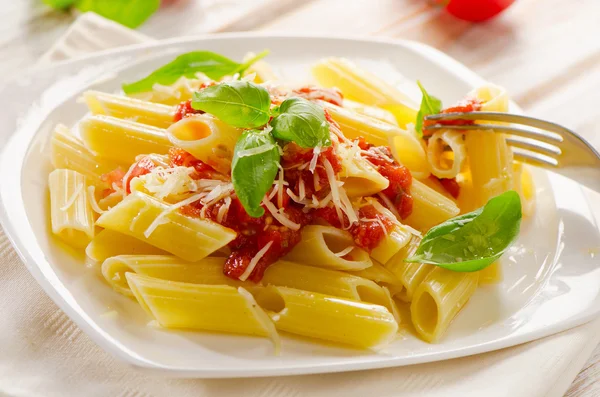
(270, 97, 331, 148)
(44, 0, 76, 9)
(232, 129, 280, 217)
(415, 81, 443, 137)
(75, 0, 160, 28)
(191, 81, 271, 128)
(122, 50, 269, 94)
(406, 190, 522, 272)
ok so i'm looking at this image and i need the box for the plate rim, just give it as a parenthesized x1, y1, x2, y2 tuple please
(1, 33, 599, 378)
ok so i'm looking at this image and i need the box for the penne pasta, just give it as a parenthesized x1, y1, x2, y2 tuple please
(349, 261, 404, 297)
(427, 130, 466, 179)
(312, 57, 418, 126)
(48, 169, 96, 248)
(166, 114, 242, 173)
(262, 260, 390, 307)
(465, 84, 513, 207)
(126, 273, 279, 346)
(370, 224, 413, 264)
(285, 225, 372, 271)
(80, 115, 172, 164)
(51, 124, 121, 186)
(85, 229, 166, 263)
(83, 91, 176, 129)
(411, 267, 479, 342)
(513, 162, 536, 217)
(343, 99, 398, 126)
(338, 144, 389, 197)
(255, 285, 398, 349)
(403, 179, 460, 232)
(96, 192, 236, 262)
(102, 255, 248, 296)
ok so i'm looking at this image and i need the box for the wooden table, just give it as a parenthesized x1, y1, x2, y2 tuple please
(1, 1, 599, 395)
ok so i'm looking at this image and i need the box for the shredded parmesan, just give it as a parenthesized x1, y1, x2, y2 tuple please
(60, 183, 83, 211)
(143, 192, 205, 238)
(309, 146, 321, 173)
(334, 246, 354, 257)
(239, 241, 273, 281)
(262, 198, 301, 230)
(298, 178, 306, 201)
(216, 196, 232, 224)
(237, 287, 281, 354)
(277, 164, 284, 208)
(87, 186, 106, 214)
(201, 183, 234, 206)
(237, 143, 276, 158)
(376, 193, 401, 222)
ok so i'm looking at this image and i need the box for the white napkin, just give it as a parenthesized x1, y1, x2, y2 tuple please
(1, 12, 598, 397)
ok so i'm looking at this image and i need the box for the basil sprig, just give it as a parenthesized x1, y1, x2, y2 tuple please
(122, 50, 269, 94)
(232, 129, 280, 217)
(271, 97, 331, 148)
(415, 81, 442, 137)
(191, 81, 271, 128)
(406, 191, 522, 272)
(77, 0, 159, 28)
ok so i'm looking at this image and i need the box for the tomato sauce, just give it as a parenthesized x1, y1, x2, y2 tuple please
(356, 138, 413, 220)
(292, 86, 344, 107)
(422, 98, 483, 136)
(432, 176, 461, 199)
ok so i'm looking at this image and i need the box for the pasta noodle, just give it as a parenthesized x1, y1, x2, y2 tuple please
(255, 286, 398, 349)
(48, 169, 96, 248)
(126, 273, 279, 346)
(80, 115, 172, 164)
(85, 229, 167, 262)
(96, 192, 236, 262)
(403, 179, 460, 232)
(166, 114, 242, 173)
(427, 130, 467, 179)
(83, 91, 176, 129)
(411, 267, 479, 342)
(285, 225, 372, 271)
(51, 124, 120, 186)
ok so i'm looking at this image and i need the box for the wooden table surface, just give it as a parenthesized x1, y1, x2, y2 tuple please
(1, 1, 599, 396)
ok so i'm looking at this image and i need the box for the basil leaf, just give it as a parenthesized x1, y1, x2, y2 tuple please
(76, 0, 160, 28)
(270, 97, 331, 148)
(191, 81, 271, 128)
(44, 0, 75, 9)
(406, 190, 522, 272)
(232, 130, 280, 218)
(122, 50, 269, 94)
(415, 81, 443, 137)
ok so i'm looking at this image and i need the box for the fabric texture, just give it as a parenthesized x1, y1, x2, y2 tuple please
(0, 12, 598, 397)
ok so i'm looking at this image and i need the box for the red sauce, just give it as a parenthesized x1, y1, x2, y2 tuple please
(432, 176, 461, 199)
(173, 83, 215, 122)
(422, 98, 483, 136)
(292, 86, 344, 107)
(356, 137, 413, 219)
(173, 100, 203, 122)
(168, 147, 219, 180)
(100, 167, 125, 197)
(314, 204, 394, 252)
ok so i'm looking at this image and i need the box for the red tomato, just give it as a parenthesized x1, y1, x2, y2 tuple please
(444, 0, 516, 22)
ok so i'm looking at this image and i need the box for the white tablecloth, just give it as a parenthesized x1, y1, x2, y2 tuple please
(1, 12, 599, 397)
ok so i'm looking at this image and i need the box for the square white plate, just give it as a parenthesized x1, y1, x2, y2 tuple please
(1, 34, 600, 378)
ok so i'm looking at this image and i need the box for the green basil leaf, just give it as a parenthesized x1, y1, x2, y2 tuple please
(415, 81, 443, 137)
(44, 0, 76, 9)
(122, 50, 269, 94)
(232, 129, 280, 218)
(191, 81, 271, 128)
(76, 0, 160, 28)
(270, 97, 331, 148)
(406, 190, 522, 271)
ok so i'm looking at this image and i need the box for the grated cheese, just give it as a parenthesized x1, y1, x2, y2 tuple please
(334, 246, 354, 257)
(239, 241, 273, 281)
(262, 197, 301, 230)
(60, 182, 84, 212)
(277, 163, 284, 209)
(237, 287, 281, 354)
(87, 185, 106, 214)
(309, 146, 321, 173)
(216, 196, 232, 224)
(237, 142, 276, 158)
(376, 192, 401, 221)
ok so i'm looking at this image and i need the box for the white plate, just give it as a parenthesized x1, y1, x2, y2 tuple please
(1, 34, 600, 378)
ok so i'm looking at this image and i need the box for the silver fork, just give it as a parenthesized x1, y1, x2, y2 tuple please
(424, 112, 600, 192)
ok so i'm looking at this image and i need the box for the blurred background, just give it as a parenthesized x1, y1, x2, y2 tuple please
(1, 1, 599, 396)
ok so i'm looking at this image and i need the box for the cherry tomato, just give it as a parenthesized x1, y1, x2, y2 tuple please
(444, 0, 516, 22)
